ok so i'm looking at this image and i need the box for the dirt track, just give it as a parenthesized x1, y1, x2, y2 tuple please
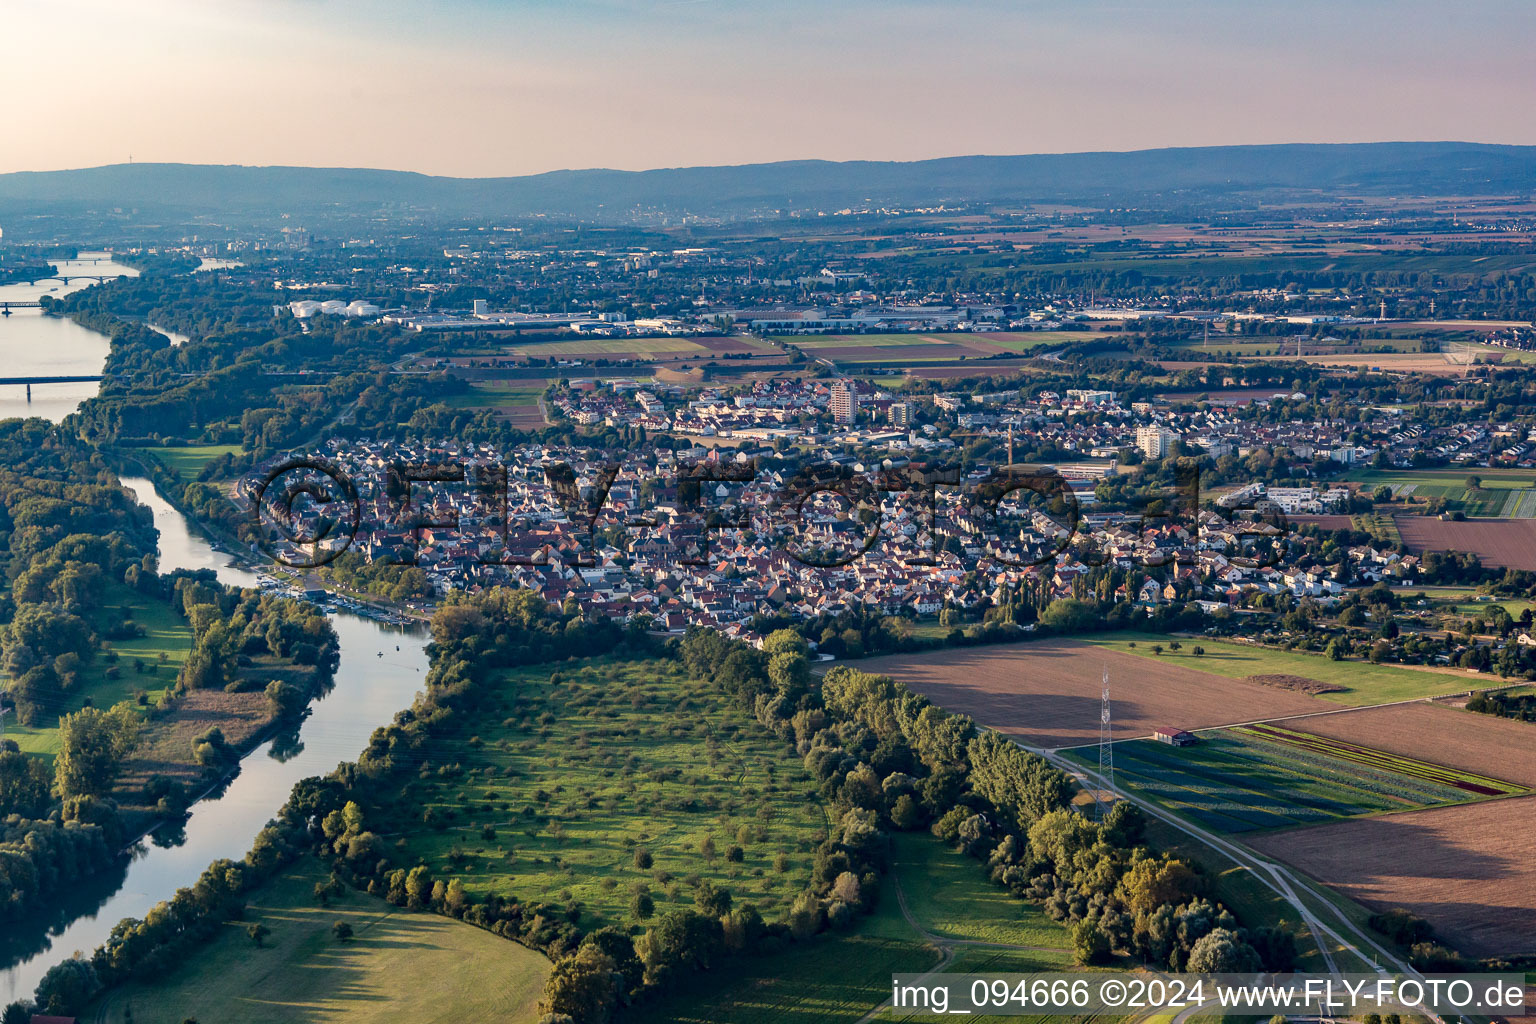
(1247, 796, 1536, 959)
(1292, 701, 1536, 787)
(847, 639, 1333, 748)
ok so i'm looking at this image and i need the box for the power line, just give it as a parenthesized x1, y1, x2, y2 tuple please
(1097, 668, 1114, 820)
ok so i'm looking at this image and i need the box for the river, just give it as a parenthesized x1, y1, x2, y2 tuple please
(0, 253, 138, 422)
(0, 480, 431, 1004)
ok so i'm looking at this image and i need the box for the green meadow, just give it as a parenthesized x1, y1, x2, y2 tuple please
(1081, 633, 1468, 705)
(89, 858, 551, 1024)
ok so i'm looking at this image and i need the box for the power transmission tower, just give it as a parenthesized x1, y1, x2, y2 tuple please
(1098, 669, 1115, 819)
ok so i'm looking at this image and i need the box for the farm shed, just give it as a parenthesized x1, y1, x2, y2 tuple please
(1154, 728, 1197, 746)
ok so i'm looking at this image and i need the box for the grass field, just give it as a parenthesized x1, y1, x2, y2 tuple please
(1402, 585, 1536, 617)
(128, 443, 243, 480)
(3, 582, 189, 759)
(1169, 337, 1432, 357)
(1081, 633, 1468, 705)
(629, 902, 937, 1024)
(1350, 512, 1402, 544)
(1063, 726, 1509, 834)
(89, 858, 551, 1024)
(632, 829, 1076, 1024)
(380, 656, 828, 930)
(891, 831, 1073, 951)
(442, 380, 549, 427)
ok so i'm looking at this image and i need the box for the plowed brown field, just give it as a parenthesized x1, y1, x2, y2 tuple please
(845, 639, 1333, 748)
(1248, 796, 1536, 958)
(1396, 518, 1536, 570)
(1292, 701, 1536, 787)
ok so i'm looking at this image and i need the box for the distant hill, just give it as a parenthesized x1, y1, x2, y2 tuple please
(1, 142, 1533, 223)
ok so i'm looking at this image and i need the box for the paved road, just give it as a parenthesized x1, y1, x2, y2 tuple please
(1024, 743, 1447, 1024)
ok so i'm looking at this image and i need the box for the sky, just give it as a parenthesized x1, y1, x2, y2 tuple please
(4, 0, 1536, 178)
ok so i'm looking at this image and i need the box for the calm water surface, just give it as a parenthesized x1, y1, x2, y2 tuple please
(0, 253, 136, 422)
(0, 479, 430, 1003)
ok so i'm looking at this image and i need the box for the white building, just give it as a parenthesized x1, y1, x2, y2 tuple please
(1136, 425, 1177, 459)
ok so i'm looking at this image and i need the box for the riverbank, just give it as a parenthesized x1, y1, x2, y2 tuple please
(1, 481, 433, 1006)
(112, 449, 432, 624)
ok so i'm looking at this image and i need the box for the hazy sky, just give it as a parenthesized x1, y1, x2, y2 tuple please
(4, 0, 1535, 177)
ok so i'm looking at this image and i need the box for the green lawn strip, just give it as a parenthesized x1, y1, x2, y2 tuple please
(442, 381, 548, 410)
(87, 857, 550, 1024)
(631, 826, 1080, 1024)
(1081, 632, 1466, 704)
(378, 656, 827, 931)
(126, 443, 243, 480)
(891, 831, 1073, 949)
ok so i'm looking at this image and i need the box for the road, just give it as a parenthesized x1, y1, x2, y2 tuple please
(1022, 743, 1448, 1024)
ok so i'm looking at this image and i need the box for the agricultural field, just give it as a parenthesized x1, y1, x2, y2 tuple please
(509, 336, 713, 358)
(1062, 725, 1516, 835)
(1286, 701, 1536, 788)
(128, 443, 243, 480)
(1168, 337, 1432, 359)
(88, 858, 551, 1024)
(977, 330, 1101, 351)
(442, 380, 549, 427)
(847, 639, 1331, 749)
(1248, 795, 1536, 958)
(1395, 517, 1536, 570)
(1262, 351, 1483, 374)
(787, 332, 1065, 368)
(379, 656, 828, 930)
(1082, 633, 1471, 705)
(1344, 467, 1536, 518)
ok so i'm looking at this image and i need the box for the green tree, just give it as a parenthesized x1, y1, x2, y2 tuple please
(1186, 927, 1261, 972)
(54, 702, 140, 798)
(1072, 918, 1110, 965)
(540, 945, 619, 1024)
(0, 746, 51, 817)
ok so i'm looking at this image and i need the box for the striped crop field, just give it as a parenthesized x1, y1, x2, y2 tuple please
(1240, 723, 1525, 797)
(1065, 725, 1526, 835)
